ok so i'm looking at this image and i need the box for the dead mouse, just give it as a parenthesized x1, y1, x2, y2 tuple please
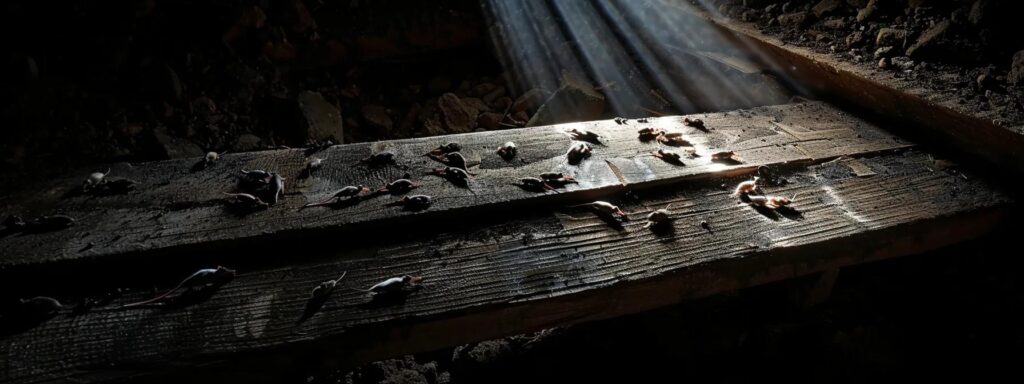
(384, 195, 432, 211)
(657, 132, 693, 147)
(566, 128, 603, 145)
(358, 151, 396, 166)
(653, 149, 685, 165)
(223, 192, 270, 211)
(427, 142, 462, 156)
(496, 141, 517, 160)
(570, 201, 626, 217)
(122, 266, 235, 308)
(303, 185, 369, 208)
(429, 152, 469, 171)
(376, 176, 419, 195)
(638, 127, 666, 141)
(566, 143, 592, 165)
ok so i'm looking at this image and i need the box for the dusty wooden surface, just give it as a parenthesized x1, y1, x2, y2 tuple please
(683, 6, 1024, 175)
(0, 101, 908, 274)
(0, 147, 1011, 382)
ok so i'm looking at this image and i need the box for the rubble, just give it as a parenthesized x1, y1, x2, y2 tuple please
(438, 93, 476, 133)
(477, 112, 502, 130)
(812, 0, 844, 18)
(1009, 50, 1024, 86)
(905, 20, 951, 57)
(777, 12, 811, 27)
(875, 28, 906, 48)
(152, 129, 204, 159)
(511, 88, 548, 114)
(298, 91, 344, 144)
(233, 134, 263, 152)
(714, 0, 1024, 132)
(968, 0, 989, 25)
(526, 72, 605, 127)
(856, 0, 877, 22)
(361, 104, 393, 136)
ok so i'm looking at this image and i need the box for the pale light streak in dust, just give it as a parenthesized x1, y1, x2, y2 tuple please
(482, 0, 808, 118)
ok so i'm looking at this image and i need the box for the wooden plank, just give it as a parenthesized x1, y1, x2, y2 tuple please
(0, 102, 908, 274)
(679, 5, 1024, 175)
(0, 150, 1010, 383)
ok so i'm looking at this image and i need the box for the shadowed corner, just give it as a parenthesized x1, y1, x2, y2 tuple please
(0, 311, 57, 338)
(190, 160, 210, 173)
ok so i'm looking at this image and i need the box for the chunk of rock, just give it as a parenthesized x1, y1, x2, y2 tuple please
(511, 88, 547, 114)
(471, 82, 498, 97)
(438, 93, 475, 133)
(482, 86, 507, 103)
(298, 91, 344, 144)
(968, 0, 988, 25)
(875, 28, 906, 48)
(819, 18, 847, 30)
(856, 0, 877, 22)
(459, 97, 491, 116)
(526, 72, 605, 127)
(233, 133, 262, 152)
(360, 104, 392, 135)
(905, 19, 950, 57)
(477, 112, 502, 130)
(1008, 50, 1024, 86)
(812, 0, 844, 18)
(845, 31, 866, 47)
(777, 11, 810, 27)
(152, 129, 204, 159)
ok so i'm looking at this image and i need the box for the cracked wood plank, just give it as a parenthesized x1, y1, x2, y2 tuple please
(0, 150, 1010, 383)
(0, 102, 907, 273)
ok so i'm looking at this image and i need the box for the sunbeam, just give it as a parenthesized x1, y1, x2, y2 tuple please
(482, 0, 801, 121)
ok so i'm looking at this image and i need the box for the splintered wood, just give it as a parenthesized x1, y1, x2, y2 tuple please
(0, 102, 1011, 383)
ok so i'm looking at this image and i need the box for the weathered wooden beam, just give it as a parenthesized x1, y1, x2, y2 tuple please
(0, 102, 908, 278)
(0, 148, 1010, 383)
(681, 6, 1024, 175)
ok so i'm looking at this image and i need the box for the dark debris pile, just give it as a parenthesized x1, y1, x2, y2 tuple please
(710, 0, 1024, 128)
(0, 0, 534, 190)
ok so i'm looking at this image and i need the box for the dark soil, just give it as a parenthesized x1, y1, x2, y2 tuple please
(0, 0, 501, 192)
(710, 0, 1024, 130)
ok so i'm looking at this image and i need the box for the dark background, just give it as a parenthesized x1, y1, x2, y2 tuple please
(2, 0, 1022, 382)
